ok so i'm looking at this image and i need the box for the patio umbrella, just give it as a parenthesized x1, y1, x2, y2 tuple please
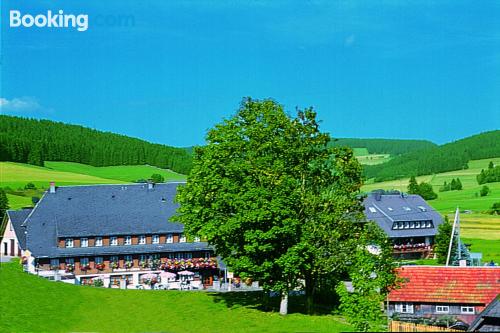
(178, 270, 194, 275)
(160, 271, 176, 279)
(141, 273, 158, 279)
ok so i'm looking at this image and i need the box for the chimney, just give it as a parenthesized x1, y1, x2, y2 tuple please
(147, 180, 154, 190)
(49, 182, 56, 194)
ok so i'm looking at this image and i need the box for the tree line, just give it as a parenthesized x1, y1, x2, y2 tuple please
(0, 115, 193, 174)
(477, 161, 500, 184)
(328, 138, 436, 155)
(365, 130, 500, 182)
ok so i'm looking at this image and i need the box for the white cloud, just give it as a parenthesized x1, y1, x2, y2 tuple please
(0, 97, 49, 113)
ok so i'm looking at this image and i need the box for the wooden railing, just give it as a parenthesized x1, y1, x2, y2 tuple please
(389, 320, 463, 332)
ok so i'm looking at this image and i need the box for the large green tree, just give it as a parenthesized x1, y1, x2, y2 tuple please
(175, 98, 394, 315)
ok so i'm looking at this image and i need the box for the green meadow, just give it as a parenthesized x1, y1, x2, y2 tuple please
(45, 161, 186, 183)
(1, 162, 187, 209)
(353, 148, 392, 166)
(0, 261, 352, 333)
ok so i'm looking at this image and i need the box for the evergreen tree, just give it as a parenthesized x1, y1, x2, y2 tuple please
(455, 178, 462, 190)
(408, 176, 419, 194)
(434, 216, 454, 264)
(0, 189, 9, 222)
(489, 161, 494, 169)
(417, 182, 438, 200)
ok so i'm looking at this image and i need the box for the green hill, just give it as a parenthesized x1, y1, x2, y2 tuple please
(329, 138, 437, 155)
(1, 162, 186, 209)
(364, 131, 500, 182)
(0, 115, 193, 174)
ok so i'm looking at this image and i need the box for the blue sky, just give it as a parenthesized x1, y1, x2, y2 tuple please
(1, 1, 499, 147)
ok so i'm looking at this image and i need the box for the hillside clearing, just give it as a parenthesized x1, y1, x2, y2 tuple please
(0, 262, 352, 333)
(45, 161, 186, 183)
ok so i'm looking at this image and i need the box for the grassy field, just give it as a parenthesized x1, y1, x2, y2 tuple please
(362, 157, 500, 262)
(1, 162, 187, 210)
(352, 148, 392, 166)
(45, 161, 186, 183)
(0, 262, 352, 333)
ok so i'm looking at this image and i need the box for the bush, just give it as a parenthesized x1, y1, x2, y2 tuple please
(480, 185, 490, 197)
(150, 174, 165, 183)
(24, 182, 36, 190)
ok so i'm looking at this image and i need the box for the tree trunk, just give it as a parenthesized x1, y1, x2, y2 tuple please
(279, 292, 289, 315)
(305, 275, 315, 314)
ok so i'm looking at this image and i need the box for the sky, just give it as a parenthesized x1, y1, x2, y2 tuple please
(1, 0, 499, 147)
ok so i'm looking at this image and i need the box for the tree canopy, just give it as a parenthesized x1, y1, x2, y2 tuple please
(174, 98, 395, 317)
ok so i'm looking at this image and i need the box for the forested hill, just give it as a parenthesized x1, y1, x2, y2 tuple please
(0, 115, 192, 174)
(328, 138, 436, 155)
(364, 130, 500, 182)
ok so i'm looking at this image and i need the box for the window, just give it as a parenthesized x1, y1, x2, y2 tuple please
(404, 222, 409, 229)
(418, 206, 427, 212)
(95, 257, 103, 264)
(461, 306, 474, 314)
(177, 252, 185, 259)
(387, 207, 393, 211)
(166, 234, 173, 243)
(139, 235, 146, 245)
(152, 235, 160, 244)
(65, 238, 74, 248)
(368, 207, 377, 213)
(80, 257, 89, 266)
(426, 221, 433, 228)
(194, 237, 200, 242)
(139, 254, 147, 262)
(124, 236, 132, 245)
(50, 258, 59, 268)
(81, 238, 88, 247)
(410, 222, 415, 229)
(110, 236, 118, 246)
(95, 237, 102, 247)
(436, 305, 449, 313)
(415, 222, 420, 229)
(392, 223, 398, 230)
(185, 252, 193, 259)
(167, 253, 175, 259)
(204, 251, 211, 259)
(398, 222, 404, 229)
(395, 303, 414, 314)
(110, 256, 119, 263)
(65, 258, 74, 265)
(124, 255, 133, 262)
(403, 206, 411, 211)
(179, 234, 186, 243)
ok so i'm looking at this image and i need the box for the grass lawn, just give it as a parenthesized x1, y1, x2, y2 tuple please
(45, 161, 186, 183)
(0, 262, 352, 333)
(462, 238, 500, 264)
(6, 194, 34, 210)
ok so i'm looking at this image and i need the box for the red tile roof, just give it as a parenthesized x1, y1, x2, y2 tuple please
(389, 266, 500, 304)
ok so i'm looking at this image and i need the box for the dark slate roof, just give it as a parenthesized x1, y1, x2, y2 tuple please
(363, 193, 443, 238)
(23, 183, 197, 257)
(469, 295, 500, 332)
(7, 209, 32, 250)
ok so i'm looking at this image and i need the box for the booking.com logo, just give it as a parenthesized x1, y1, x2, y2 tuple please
(8, 9, 135, 32)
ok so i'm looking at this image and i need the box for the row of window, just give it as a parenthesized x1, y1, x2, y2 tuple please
(394, 303, 474, 314)
(50, 252, 211, 267)
(64, 234, 199, 248)
(391, 220, 434, 230)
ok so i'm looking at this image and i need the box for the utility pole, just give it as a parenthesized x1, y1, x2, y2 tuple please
(445, 207, 460, 266)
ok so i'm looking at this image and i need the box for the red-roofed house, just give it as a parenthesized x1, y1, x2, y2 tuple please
(388, 266, 500, 325)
